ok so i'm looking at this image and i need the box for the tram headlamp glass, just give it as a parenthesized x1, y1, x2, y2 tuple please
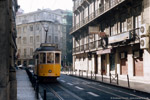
(48, 70, 52, 73)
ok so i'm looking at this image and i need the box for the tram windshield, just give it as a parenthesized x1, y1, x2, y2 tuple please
(40, 53, 46, 64)
(55, 53, 60, 64)
(47, 53, 54, 64)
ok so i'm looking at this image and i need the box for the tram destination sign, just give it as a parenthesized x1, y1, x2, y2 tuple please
(40, 43, 57, 47)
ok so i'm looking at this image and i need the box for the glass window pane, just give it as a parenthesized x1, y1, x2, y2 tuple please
(40, 53, 46, 64)
(55, 53, 60, 64)
(47, 53, 54, 63)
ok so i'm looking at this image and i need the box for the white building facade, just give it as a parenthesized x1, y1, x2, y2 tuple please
(16, 9, 66, 66)
(71, 0, 150, 92)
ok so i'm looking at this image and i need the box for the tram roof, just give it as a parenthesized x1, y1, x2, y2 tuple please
(35, 46, 60, 52)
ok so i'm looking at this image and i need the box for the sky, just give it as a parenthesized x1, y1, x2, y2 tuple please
(18, 0, 73, 13)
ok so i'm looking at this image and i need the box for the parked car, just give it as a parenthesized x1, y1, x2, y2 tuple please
(28, 64, 35, 73)
(17, 65, 25, 69)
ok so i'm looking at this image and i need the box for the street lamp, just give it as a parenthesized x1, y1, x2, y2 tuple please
(40, 21, 51, 43)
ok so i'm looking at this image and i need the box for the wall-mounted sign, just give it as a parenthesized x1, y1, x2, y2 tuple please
(108, 32, 130, 44)
(88, 26, 99, 34)
(96, 49, 111, 55)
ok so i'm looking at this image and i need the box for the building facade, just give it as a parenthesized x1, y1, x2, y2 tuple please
(16, 9, 67, 66)
(55, 9, 73, 66)
(71, 0, 150, 89)
(0, 0, 19, 100)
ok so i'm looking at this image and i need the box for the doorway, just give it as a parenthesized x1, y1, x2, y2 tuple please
(101, 55, 106, 75)
(120, 58, 128, 75)
(110, 54, 115, 74)
(94, 54, 98, 74)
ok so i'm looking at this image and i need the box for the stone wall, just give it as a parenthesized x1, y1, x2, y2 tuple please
(0, 0, 17, 100)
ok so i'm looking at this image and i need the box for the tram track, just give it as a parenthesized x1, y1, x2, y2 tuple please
(46, 84, 64, 100)
(59, 75, 150, 100)
(41, 83, 84, 100)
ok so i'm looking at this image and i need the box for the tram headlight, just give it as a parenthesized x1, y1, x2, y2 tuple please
(48, 70, 52, 73)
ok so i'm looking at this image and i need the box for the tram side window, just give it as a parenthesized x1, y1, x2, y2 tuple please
(40, 53, 46, 64)
(55, 53, 60, 64)
(47, 53, 54, 63)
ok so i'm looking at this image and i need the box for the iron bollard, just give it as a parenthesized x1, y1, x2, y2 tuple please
(87, 71, 88, 78)
(82, 71, 83, 77)
(102, 72, 103, 82)
(127, 74, 130, 88)
(109, 73, 111, 83)
(91, 71, 92, 79)
(36, 81, 39, 99)
(79, 70, 80, 77)
(95, 73, 96, 80)
(117, 74, 119, 85)
(44, 89, 47, 100)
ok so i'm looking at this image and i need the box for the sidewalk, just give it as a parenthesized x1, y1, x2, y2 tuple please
(16, 69, 39, 100)
(62, 71, 150, 94)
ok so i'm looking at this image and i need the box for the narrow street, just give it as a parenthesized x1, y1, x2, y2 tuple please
(39, 74, 150, 100)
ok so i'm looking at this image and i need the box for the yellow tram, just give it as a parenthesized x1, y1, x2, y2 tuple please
(33, 43, 61, 80)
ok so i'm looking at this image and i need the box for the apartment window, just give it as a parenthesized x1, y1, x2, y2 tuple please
(30, 36, 33, 43)
(30, 25, 33, 31)
(84, 7, 88, 18)
(23, 37, 27, 44)
(24, 49, 26, 57)
(17, 27, 21, 34)
(23, 26, 27, 33)
(18, 49, 21, 54)
(30, 48, 33, 55)
(36, 24, 39, 30)
(17, 38, 21, 44)
(121, 21, 127, 32)
(36, 36, 40, 42)
(135, 15, 141, 35)
(111, 24, 117, 36)
(55, 36, 58, 43)
(49, 36, 51, 42)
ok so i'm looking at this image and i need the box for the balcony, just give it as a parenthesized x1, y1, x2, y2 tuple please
(80, 45, 84, 51)
(73, 39, 108, 54)
(85, 43, 89, 50)
(89, 41, 96, 49)
(73, 0, 87, 12)
(70, 0, 125, 34)
(76, 46, 80, 52)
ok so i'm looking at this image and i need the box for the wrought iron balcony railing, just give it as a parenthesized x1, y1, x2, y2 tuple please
(70, 0, 125, 34)
(80, 45, 84, 51)
(89, 41, 96, 49)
